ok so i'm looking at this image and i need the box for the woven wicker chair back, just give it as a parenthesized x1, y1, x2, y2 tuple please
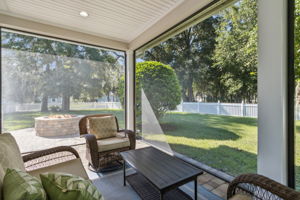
(79, 114, 119, 135)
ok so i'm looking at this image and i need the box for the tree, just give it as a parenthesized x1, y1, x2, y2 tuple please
(141, 0, 258, 103)
(118, 61, 181, 119)
(295, 0, 300, 103)
(143, 17, 219, 102)
(1, 33, 55, 111)
(2, 49, 42, 104)
(1, 31, 125, 112)
(296, 0, 300, 79)
(212, 0, 257, 103)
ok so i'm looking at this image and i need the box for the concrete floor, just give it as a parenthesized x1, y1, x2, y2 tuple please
(72, 142, 228, 199)
(13, 128, 228, 199)
(11, 128, 85, 153)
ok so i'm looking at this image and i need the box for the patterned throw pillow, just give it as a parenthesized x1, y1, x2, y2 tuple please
(40, 172, 103, 200)
(88, 116, 118, 139)
(3, 168, 47, 200)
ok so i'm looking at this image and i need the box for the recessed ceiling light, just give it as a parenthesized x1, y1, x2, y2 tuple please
(79, 11, 89, 17)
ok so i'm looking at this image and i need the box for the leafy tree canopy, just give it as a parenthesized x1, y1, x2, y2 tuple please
(141, 0, 257, 103)
(1, 31, 124, 111)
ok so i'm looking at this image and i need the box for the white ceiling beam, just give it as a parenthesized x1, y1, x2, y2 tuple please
(128, 0, 213, 50)
(0, 0, 8, 10)
(0, 13, 129, 51)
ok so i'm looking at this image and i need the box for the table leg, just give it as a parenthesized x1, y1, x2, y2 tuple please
(194, 179, 197, 200)
(160, 192, 163, 200)
(123, 160, 126, 186)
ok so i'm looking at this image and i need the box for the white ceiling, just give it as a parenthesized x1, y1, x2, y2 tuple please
(0, 0, 185, 43)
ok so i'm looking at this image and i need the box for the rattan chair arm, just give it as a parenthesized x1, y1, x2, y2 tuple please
(82, 134, 99, 170)
(118, 129, 134, 135)
(83, 134, 98, 152)
(22, 146, 80, 163)
(227, 173, 300, 200)
(120, 129, 136, 150)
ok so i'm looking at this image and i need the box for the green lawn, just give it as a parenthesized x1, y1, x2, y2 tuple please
(3, 110, 300, 188)
(3, 109, 125, 131)
(143, 112, 300, 189)
(145, 112, 258, 176)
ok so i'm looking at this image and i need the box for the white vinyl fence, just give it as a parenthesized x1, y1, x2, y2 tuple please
(3, 102, 122, 113)
(4, 101, 300, 120)
(175, 102, 258, 118)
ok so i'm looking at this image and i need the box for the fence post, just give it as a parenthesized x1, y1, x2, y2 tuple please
(217, 100, 220, 115)
(241, 101, 245, 117)
(180, 102, 183, 112)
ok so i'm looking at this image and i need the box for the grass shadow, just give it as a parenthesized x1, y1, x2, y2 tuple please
(165, 112, 257, 127)
(162, 123, 240, 140)
(168, 143, 257, 177)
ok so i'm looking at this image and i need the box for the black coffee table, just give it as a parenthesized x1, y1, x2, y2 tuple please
(120, 147, 203, 200)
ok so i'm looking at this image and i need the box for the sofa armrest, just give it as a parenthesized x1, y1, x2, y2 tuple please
(227, 174, 300, 199)
(22, 146, 80, 171)
(119, 129, 135, 150)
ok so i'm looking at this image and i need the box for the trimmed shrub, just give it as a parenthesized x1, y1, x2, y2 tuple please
(118, 61, 181, 121)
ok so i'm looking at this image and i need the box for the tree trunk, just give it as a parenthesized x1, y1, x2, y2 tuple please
(62, 94, 70, 112)
(186, 77, 194, 102)
(41, 95, 48, 112)
(296, 81, 300, 105)
(107, 94, 110, 102)
(187, 85, 194, 102)
(181, 88, 188, 102)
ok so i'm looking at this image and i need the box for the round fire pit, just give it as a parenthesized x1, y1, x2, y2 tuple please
(35, 115, 83, 137)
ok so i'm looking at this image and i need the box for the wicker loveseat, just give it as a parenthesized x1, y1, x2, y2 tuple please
(79, 114, 136, 172)
(0, 133, 88, 200)
(227, 174, 300, 200)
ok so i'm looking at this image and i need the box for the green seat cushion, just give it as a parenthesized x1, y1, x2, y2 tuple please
(40, 172, 103, 200)
(3, 168, 47, 200)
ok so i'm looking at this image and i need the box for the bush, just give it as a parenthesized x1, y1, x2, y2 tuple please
(49, 105, 61, 112)
(118, 61, 181, 120)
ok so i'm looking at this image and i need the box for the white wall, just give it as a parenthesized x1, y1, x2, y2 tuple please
(257, 0, 288, 184)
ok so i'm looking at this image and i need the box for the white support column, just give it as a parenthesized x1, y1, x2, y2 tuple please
(257, 0, 288, 184)
(126, 50, 135, 130)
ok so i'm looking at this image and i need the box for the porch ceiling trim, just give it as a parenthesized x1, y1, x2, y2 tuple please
(0, 0, 223, 52)
(0, 13, 128, 51)
(131, 0, 236, 53)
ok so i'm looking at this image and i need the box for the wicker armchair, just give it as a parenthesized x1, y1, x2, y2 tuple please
(227, 174, 300, 200)
(23, 146, 80, 169)
(79, 114, 136, 172)
(23, 146, 88, 179)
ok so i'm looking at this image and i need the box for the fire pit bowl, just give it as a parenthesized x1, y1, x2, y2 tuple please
(35, 115, 83, 137)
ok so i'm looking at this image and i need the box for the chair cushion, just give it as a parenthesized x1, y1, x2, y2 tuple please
(97, 136, 130, 152)
(0, 133, 25, 200)
(28, 158, 89, 180)
(88, 116, 118, 139)
(229, 194, 252, 200)
(40, 172, 103, 200)
(3, 168, 47, 200)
